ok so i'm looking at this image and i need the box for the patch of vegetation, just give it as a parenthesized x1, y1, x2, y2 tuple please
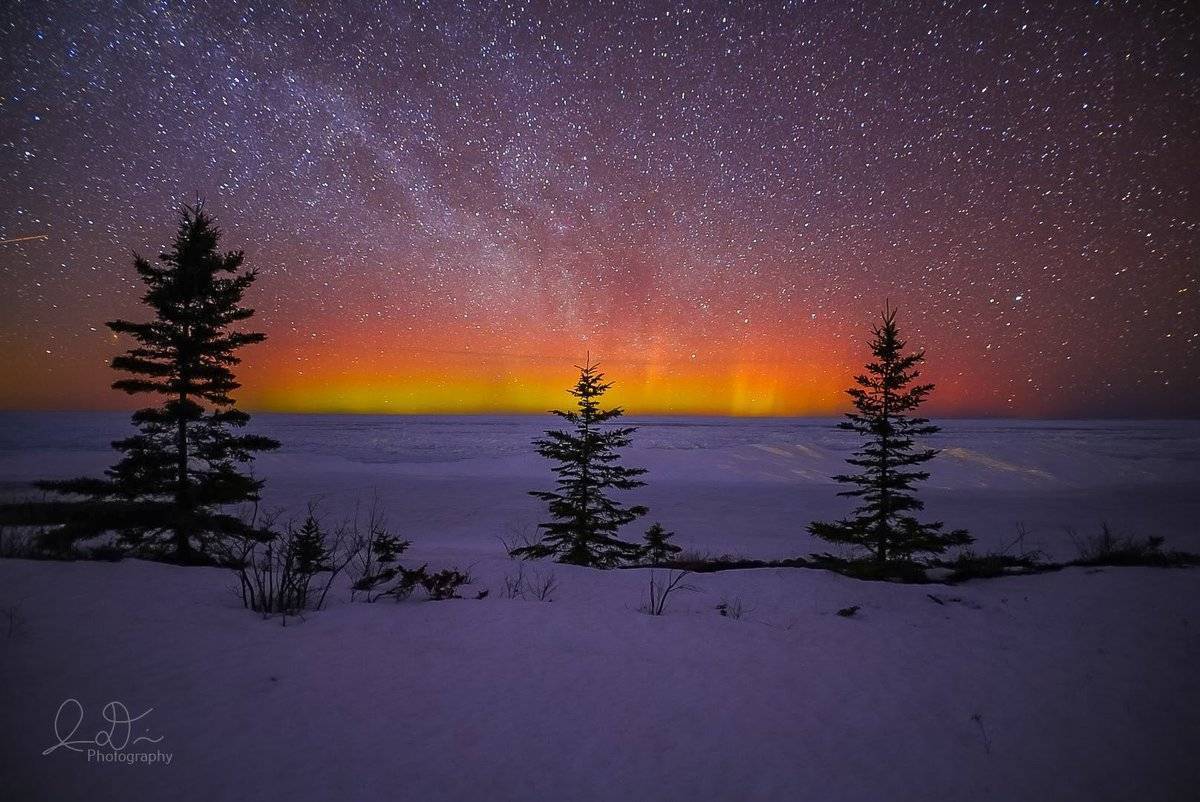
(645, 551, 809, 573)
(0, 524, 38, 558)
(420, 569, 471, 601)
(1067, 525, 1199, 568)
(227, 509, 357, 620)
(806, 554, 929, 583)
(502, 563, 558, 601)
(350, 505, 471, 604)
(640, 570, 696, 616)
(936, 552, 1033, 581)
(630, 523, 1199, 585)
(931, 525, 1046, 581)
(86, 544, 126, 562)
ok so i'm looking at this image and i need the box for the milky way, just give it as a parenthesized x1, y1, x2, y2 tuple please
(1, 1, 1196, 416)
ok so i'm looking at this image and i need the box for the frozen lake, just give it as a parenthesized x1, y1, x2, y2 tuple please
(2, 412, 1198, 560)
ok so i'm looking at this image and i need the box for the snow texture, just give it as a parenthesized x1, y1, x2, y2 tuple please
(1, 413, 1198, 800)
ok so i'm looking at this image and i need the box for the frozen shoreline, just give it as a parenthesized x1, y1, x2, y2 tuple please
(3, 413, 1198, 561)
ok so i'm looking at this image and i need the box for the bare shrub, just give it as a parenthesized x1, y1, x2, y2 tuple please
(348, 498, 471, 603)
(225, 505, 359, 622)
(501, 563, 557, 601)
(526, 569, 558, 602)
(497, 519, 540, 556)
(938, 523, 1045, 580)
(502, 563, 526, 599)
(349, 499, 412, 603)
(641, 570, 696, 616)
(1068, 524, 1172, 566)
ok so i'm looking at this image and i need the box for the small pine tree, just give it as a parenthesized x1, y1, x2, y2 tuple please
(642, 522, 681, 563)
(35, 202, 279, 562)
(512, 357, 648, 567)
(289, 515, 333, 577)
(809, 305, 970, 564)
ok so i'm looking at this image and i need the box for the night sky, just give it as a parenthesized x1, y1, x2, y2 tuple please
(1, 1, 1196, 417)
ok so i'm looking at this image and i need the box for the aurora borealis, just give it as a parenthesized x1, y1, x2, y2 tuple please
(0, 1, 1196, 417)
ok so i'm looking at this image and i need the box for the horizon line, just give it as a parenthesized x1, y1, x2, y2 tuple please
(1, 408, 1197, 422)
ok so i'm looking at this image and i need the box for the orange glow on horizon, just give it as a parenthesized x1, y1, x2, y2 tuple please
(0, 310, 1010, 417)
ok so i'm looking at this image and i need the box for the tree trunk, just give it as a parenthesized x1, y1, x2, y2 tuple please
(876, 384, 891, 565)
(174, 393, 193, 561)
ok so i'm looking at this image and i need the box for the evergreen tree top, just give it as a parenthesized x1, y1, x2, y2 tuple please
(552, 355, 627, 425)
(843, 303, 937, 431)
(108, 202, 265, 408)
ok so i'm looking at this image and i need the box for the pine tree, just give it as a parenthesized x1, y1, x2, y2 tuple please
(35, 202, 279, 562)
(285, 514, 334, 610)
(289, 515, 333, 577)
(511, 358, 648, 567)
(808, 305, 970, 564)
(642, 522, 681, 563)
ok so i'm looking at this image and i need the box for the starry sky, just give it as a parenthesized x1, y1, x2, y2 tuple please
(1, 0, 1196, 417)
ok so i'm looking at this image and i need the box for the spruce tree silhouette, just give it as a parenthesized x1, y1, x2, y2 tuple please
(641, 522, 682, 563)
(809, 305, 970, 564)
(32, 202, 279, 562)
(512, 357, 648, 567)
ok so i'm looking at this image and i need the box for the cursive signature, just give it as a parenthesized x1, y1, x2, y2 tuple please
(42, 698, 165, 756)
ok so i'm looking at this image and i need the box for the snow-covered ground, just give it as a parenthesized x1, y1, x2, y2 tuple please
(1, 413, 1198, 800)
(1, 556, 1197, 801)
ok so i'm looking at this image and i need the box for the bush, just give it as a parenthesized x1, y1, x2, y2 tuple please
(936, 550, 1041, 581)
(226, 508, 357, 621)
(1068, 525, 1197, 567)
(349, 506, 416, 602)
(348, 504, 471, 603)
(808, 554, 929, 583)
(640, 570, 696, 616)
(420, 569, 470, 601)
(936, 525, 1044, 581)
(502, 563, 558, 601)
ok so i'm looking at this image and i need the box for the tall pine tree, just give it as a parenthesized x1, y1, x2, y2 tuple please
(511, 358, 648, 567)
(809, 305, 970, 564)
(35, 202, 279, 562)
